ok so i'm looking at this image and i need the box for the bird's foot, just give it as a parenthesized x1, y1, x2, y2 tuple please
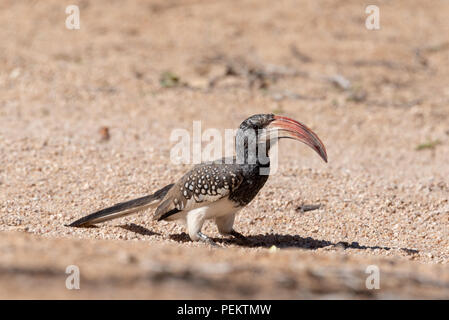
(230, 230, 247, 240)
(223, 230, 250, 245)
(197, 232, 219, 247)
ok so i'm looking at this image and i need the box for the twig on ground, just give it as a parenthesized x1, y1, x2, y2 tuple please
(203, 55, 308, 89)
(296, 204, 321, 213)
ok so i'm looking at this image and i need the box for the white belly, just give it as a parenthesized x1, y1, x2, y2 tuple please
(164, 197, 241, 241)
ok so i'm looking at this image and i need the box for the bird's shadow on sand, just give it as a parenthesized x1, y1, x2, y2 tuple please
(214, 234, 396, 251)
(168, 232, 413, 252)
(119, 223, 161, 237)
(121, 226, 418, 254)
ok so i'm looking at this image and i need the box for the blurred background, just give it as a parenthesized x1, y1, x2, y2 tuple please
(0, 0, 448, 299)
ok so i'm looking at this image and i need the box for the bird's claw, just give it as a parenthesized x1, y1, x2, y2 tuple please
(197, 232, 219, 247)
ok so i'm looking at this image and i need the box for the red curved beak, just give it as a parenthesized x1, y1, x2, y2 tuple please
(267, 115, 328, 163)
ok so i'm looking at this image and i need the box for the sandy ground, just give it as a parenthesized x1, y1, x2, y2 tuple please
(0, 0, 448, 299)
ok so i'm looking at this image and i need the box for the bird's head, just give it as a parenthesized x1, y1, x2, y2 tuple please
(236, 113, 328, 163)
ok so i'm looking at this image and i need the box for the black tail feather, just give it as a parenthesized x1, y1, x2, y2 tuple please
(67, 184, 174, 227)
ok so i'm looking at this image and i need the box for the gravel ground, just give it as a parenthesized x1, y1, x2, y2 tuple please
(0, 0, 448, 299)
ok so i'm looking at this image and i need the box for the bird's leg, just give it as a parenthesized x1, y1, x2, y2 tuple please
(215, 213, 236, 236)
(197, 231, 218, 247)
(215, 214, 248, 242)
(187, 209, 218, 246)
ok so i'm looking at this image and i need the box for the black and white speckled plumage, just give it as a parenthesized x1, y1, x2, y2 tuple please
(154, 160, 244, 221)
(153, 158, 270, 221)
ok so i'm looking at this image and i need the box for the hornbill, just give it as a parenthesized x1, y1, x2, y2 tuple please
(68, 114, 327, 245)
